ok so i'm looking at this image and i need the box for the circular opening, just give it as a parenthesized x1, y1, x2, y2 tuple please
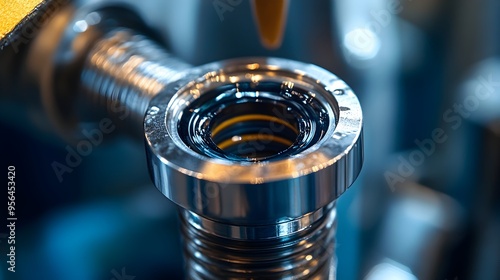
(178, 80, 332, 162)
(210, 101, 300, 159)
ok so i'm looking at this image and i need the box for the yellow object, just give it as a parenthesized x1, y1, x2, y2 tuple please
(251, 0, 289, 50)
(211, 114, 298, 137)
(0, 0, 45, 40)
(217, 134, 294, 150)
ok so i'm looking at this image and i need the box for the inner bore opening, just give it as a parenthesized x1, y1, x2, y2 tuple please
(209, 102, 300, 159)
(178, 80, 332, 162)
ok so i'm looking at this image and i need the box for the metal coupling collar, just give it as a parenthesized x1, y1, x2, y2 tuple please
(144, 57, 363, 234)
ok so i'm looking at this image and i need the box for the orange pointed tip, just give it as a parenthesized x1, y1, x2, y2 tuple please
(251, 0, 289, 50)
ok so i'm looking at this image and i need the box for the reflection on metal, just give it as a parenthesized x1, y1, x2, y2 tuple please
(181, 205, 337, 279)
(81, 29, 190, 132)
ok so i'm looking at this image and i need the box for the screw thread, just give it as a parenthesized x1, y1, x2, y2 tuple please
(180, 205, 338, 279)
(80, 28, 190, 134)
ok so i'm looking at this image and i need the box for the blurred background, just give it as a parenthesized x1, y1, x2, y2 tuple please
(0, 0, 499, 279)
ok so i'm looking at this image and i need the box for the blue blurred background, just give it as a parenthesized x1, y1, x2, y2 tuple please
(0, 0, 499, 279)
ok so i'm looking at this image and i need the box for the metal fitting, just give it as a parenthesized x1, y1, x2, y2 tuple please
(144, 58, 363, 278)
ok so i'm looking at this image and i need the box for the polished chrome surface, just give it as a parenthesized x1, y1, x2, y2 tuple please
(143, 58, 362, 279)
(26, 4, 191, 139)
(145, 57, 363, 225)
(81, 27, 191, 134)
(181, 204, 338, 280)
(183, 202, 334, 240)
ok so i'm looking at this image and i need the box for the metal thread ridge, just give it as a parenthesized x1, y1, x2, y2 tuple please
(80, 28, 190, 131)
(180, 205, 338, 280)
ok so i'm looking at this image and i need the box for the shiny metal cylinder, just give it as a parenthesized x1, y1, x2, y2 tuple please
(145, 58, 363, 223)
(180, 203, 337, 279)
(145, 58, 363, 278)
(80, 28, 191, 135)
(26, 4, 191, 139)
